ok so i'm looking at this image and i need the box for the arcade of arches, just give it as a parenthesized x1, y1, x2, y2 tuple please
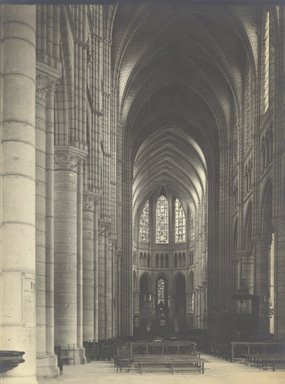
(1, 2, 285, 383)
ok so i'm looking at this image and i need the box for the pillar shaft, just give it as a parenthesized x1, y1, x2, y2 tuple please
(105, 237, 113, 338)
(255, 241, 270, 338)
(94, 202, 100, 340)
(45, 83, 56, 356)
(275, 219, 285, 339)
(98, 224, 106, 339)
(77, 162, 83, 350)
(83, 192, 95, 341)
(54, 148, 79, 346)
(0, 5, 37, 383)
(35, 75, 48, 356)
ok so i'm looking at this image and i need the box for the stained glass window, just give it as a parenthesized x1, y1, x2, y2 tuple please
(139, 200, 149, 242)
(264, 11, 270, 112)
(157, 278, 166, 304)
(175, 199, 186, 243)
(156, 196, 169, 243)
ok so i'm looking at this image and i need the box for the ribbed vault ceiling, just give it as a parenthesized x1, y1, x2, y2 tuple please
(133, 126, 206, 215)
(112, 2, 259, 215)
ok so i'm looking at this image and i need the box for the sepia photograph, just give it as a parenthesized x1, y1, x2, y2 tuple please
(0, 0, 285, 383)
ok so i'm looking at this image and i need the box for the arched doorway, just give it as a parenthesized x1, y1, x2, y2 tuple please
(174, 274, 186, 334)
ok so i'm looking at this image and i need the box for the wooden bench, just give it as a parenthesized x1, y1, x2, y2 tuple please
(230, 342, 284, 362)
(130, 341, 198, 356)
(242, 353, 285, 371)
(133, 355, 204, 374)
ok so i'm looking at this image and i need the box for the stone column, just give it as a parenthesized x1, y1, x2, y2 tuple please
(35, 71, 49, 361)
(35, 69, 58, 377)
(275, 219, 285, 339)
(255, 239, 270, 338)
(54, 147, 85, 362)
(0, 5, 37, 383)
(45, 81, 58, 374)
(83, 192, 95, 341)
(77, 161, 85, 363)
(98, 222, 106, 339)
(106, 236, 113, 338)
(116, 252, 122, 336)
(203, 281, 208, 329)
(112, 242, 118, 336)
(93, 199, 100, 341)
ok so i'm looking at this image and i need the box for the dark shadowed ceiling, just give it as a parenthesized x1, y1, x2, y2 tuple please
(111, 2, 260, 214)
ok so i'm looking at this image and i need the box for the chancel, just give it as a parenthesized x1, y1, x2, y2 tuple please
(1, 1, 285, 383)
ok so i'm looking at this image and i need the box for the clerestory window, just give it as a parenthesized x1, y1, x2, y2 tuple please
(156, 195, 169, 243)
(139, 200, 149, 242)
(175, 199, 186, 243)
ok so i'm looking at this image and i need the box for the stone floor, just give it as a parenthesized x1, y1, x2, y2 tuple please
(38, 355, 285, 384)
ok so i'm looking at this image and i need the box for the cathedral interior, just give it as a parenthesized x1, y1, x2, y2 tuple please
(1, 1, 285, 383)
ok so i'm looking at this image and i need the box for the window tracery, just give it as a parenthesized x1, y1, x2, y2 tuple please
(157, 278, 166, 305)
(175, 199, 186, 243)
(139, 200, 149, 242)
(156, 195, 169, 243)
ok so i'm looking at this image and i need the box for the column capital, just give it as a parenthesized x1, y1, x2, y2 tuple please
(54, 146, 87, 172)
(36, 60, 61, 82)
(36, 71, 50, 100)
(99, 216, 112, 229)
(36, 61, 60, 98)
(109, 233, 117, 242)
(83, 191, 96, 211)
(108, 240, 113, 252)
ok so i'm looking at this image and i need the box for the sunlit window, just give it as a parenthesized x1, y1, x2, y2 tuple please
(264, 11, 270, 112)
(157, 278, 166, 304)
(175, 199, 186, 243)
(139, 200, 149, 242)
(156, 195, 169, 243)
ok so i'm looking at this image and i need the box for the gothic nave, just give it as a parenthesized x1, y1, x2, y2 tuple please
(0, 1, 285, 383)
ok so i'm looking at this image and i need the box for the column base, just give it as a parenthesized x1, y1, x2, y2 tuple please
(36, 353, 59, 378)
(78, 347, 86, 364)
(54, 346, 86, 365)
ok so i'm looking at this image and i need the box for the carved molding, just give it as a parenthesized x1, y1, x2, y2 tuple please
(83, 192, 95, 211)
(54, 146, 87, 172)
(36, 72, 50, 99)
(99, 216, 112, 229)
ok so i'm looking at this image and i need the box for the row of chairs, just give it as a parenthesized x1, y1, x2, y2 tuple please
(242, 353, 285, 371)
(84, 339, 123, 362)
(114, 342, 205, 374)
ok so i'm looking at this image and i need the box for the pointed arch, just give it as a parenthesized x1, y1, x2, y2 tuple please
(174, 273, 186, 317)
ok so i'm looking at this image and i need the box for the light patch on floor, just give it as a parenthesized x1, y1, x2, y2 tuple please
(38, 355, 285, 384)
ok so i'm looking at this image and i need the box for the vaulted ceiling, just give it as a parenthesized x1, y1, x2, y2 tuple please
(111, 2, 260, 214)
